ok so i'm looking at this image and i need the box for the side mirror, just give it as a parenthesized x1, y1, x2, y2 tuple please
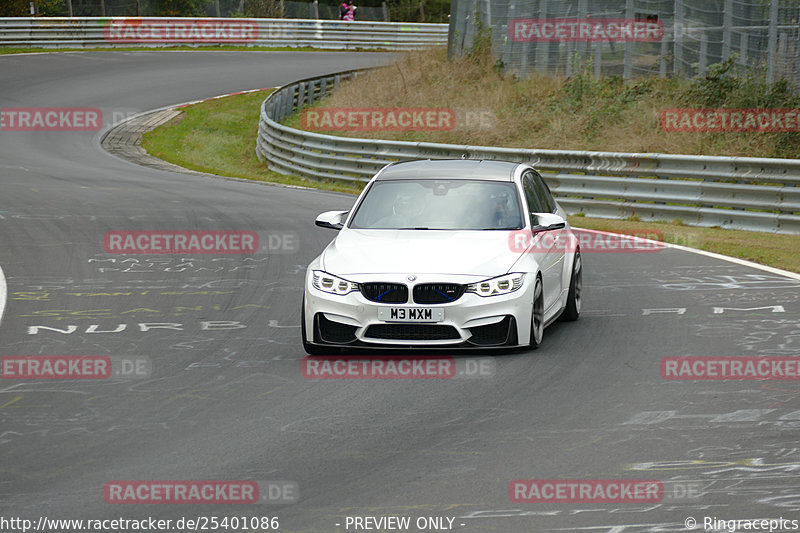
(315, 210, 348, 230)
(531, 212, 566, 233)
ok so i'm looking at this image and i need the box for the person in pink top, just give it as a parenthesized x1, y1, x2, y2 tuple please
(339, 0, 357, 20)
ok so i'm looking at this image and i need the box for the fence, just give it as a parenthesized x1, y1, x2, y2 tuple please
(0, 17, 447, 48)
(449, 0, 800, 87)
(256, 69, 800, 234)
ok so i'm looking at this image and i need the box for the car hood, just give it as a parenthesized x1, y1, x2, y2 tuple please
(321, 229, 521, 277)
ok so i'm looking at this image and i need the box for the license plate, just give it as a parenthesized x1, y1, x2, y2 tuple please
(377, 307, 443, 323)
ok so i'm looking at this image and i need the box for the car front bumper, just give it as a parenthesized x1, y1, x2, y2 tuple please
(303, 272, 535, 349)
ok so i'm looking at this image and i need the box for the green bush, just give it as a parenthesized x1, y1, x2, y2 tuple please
(385, 0, 449, 22)
(686, 56, 800, 158)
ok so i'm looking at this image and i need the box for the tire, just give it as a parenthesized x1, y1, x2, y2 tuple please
(301, 297, 327, 355)
(528, 277, 544, 349)
(562, 250, 582, 322)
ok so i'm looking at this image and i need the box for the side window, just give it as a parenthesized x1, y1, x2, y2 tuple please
(522, 172, 545, 222)
(531, 171, 557, 213)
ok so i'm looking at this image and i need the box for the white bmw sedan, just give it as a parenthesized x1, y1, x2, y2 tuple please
(301, 159, 581, 353)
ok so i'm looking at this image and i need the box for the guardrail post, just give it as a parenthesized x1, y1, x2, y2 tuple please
(274, 90, 284, 121)
(297, 82, 306, 109)
(284, 89, 293, 119)
(313, 79, 321, 103)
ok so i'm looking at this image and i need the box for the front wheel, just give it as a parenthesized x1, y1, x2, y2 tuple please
(528, 277, 544, 349)
(562, 250, 582, 322)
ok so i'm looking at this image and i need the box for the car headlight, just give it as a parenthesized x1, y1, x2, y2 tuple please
(466, 273, 525, 297)
(312, 270, 359, 295)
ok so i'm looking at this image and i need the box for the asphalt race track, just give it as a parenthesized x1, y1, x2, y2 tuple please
(2, 51, 800, 533)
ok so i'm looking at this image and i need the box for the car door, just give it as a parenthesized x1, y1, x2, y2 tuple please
(522, 171, 565, 312)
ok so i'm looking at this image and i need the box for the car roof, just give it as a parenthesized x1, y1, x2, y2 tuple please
(374, 159, 520, 182)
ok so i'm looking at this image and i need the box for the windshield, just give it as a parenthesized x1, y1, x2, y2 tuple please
(349, 179, 524, 230)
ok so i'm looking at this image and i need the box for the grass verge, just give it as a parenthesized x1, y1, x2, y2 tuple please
(299, 48, 800, 159)
(141, 86, 800, 274)
(141, 90, 365, 195)
(570, 216, 800, 274)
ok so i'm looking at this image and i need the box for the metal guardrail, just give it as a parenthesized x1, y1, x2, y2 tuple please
(256, 69, 800, 234)
(0, 17, 447, 50)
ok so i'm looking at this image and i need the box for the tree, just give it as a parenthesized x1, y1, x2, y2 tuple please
(148, 0, 211, 16)
(0, 0, 66, 16)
